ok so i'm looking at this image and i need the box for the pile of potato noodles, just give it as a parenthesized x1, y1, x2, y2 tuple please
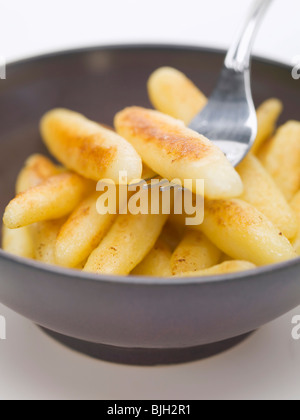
(2, 66, 300, 277)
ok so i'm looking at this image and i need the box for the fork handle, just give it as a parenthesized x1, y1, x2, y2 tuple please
(225, 0, 273, 72)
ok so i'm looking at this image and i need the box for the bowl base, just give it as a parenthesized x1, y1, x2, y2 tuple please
(40, 327, 254, 366)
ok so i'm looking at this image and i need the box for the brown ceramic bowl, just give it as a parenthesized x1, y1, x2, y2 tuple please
(0, 45, 299, 365)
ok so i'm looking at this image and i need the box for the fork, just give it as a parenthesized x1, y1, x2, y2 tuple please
(189, 0, 273, 167)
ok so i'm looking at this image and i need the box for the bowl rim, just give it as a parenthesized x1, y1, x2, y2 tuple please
(5, 42, 294, 69)
(1, 43, 299, 287)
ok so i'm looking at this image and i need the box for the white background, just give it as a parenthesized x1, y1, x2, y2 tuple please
(2, 0, 300, 65)
(0, 0, 300, 400)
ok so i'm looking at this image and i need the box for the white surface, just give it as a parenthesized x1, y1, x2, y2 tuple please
(1, 0, 300, 65)
(1, 304, 300, 400)
(0, 0, 300, 400)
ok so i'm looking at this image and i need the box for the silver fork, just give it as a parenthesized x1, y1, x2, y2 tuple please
(140, 0, 273, 192)
(189, 0, 273, 167)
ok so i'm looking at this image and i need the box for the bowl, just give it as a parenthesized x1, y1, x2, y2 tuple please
(0, 45, 300, 366)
